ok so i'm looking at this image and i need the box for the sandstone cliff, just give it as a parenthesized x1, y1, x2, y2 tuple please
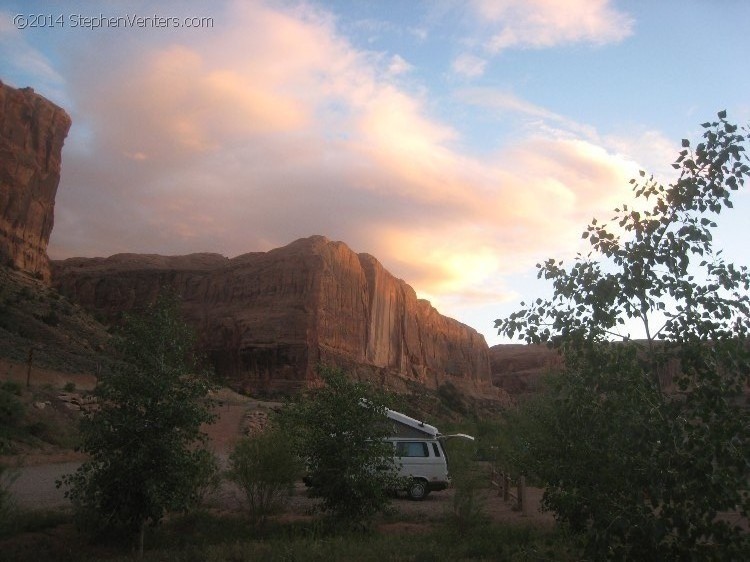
(489, 343, 562, 395)
(53, 236, 498, 397)
(0, 81, 71, 282)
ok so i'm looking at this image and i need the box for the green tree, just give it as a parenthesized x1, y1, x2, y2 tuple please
(279, 367, 400, 528)
(228, 427, 302, 523)
(496, 113, 750, 560)
(59, 292, 217, 553)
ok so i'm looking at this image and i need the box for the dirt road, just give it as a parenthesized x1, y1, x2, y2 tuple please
(7, 461, 80, 510)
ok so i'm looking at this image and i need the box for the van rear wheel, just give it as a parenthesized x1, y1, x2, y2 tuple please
(407, 479, 429, 501)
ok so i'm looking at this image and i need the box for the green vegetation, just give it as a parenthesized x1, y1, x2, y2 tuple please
(0, 425, 16, 536)
(444, 437, 489, 533)
(0, 386, 25, 438)
(228, 427, 302, 523)
(0, 509, 579, 562)
(58, 292, 218, 554)
(496, 113, 750, 559)
(0, 266, 112, 374)
(279, 367, 401, 528)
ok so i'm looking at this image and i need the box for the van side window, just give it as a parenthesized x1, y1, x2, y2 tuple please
(432, 443, 441, 457)
(395, 442, 429, 457)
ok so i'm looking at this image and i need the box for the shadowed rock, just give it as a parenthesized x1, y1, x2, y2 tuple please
(53, 236, 500, 398)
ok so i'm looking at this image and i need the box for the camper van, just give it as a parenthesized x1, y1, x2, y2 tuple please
(385, 409, 474, 500)
(302, 407, 474, 501)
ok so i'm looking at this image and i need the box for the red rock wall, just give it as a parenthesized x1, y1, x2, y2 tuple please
(53, 236, 496, 397)
(489, 343, 563, 394)
(0, 81, 71, 282)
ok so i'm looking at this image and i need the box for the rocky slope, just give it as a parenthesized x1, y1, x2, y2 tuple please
(0, 265, 112, 376)
(0, 81, 71, 282)
(53, 236, 499, 398)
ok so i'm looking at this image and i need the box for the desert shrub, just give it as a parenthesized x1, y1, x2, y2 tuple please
(444, 438, 488, 533)
(41, 310, 60, 326)
(0, 468, 17, 537)
(63, 381, 76, 392)
(436, 381, 467, 415)
(0, 388, 24, 428)
(0, 432, 18, 537)
(17, 287, 32, 302)
(1, 380, 22, 396)
(228, 428, 301, 522)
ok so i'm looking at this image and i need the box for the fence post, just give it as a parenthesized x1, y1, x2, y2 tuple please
(518, 475, 526, 515)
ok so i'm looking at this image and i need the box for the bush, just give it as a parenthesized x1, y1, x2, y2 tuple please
(0, 431, 18, 537)
(1, 380, 22, 396)
(0, 466, 17, 537)
(63, 382, 76, 392)
(444, 438, 488, 533)
(228, 428, 301, 522)
(436, 381, 467, 415)
(0, 389, 24, 427)
(41, 310, 60, 326)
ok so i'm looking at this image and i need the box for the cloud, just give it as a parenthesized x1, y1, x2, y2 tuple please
(387, 54, 412, 75)
(48, 0, 647, 332)
(456, 88, 562, 120)
(469, 0, 634, 52)
(451, 54, 487, 78)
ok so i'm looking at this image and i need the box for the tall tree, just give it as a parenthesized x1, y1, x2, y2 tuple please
(279, 367, 400, 527)
(60, 292, 217, 553)
(496, 113, 750, 559)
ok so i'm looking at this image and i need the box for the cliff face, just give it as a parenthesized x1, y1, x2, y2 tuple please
(489, 343, 563, 395)
(53, 236, 496, 396)
(0, 81, 72, 282)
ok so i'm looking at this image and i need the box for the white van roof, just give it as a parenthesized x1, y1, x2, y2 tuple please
(386, 408, 439, 438)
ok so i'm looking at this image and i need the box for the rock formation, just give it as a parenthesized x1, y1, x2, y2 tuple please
(489, 343, 562, 395)
(0, 81, 72, 282)
(53, 236, 499, 397)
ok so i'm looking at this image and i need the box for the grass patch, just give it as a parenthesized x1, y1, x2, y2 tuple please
(106, 512, 579, 562)
(0, 507, 581, 561)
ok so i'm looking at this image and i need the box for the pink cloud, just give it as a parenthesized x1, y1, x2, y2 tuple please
(49, 0, 648, 327)
(470, 0, 634, 52)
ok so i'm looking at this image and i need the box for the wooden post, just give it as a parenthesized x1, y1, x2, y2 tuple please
(503, 473, 510, 502)
(26, 348, 33, 389)
(518, 475, 526, 515)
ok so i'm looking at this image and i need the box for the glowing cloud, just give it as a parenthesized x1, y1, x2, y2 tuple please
(47, 0, 649, 332)
(469, 0, 634, 52)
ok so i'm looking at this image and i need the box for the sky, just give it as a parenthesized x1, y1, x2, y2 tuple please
(1, 0, 748, 346)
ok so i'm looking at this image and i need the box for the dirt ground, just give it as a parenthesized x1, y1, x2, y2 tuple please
(0, 358, 97, 392)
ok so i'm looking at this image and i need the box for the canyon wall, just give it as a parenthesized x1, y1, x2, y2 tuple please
(489, 343, 563, 395)
(53, 236, 497, 397)
(0, 81, 71, 282)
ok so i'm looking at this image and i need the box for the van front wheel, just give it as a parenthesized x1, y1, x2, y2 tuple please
(407, 479, 429, 501)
